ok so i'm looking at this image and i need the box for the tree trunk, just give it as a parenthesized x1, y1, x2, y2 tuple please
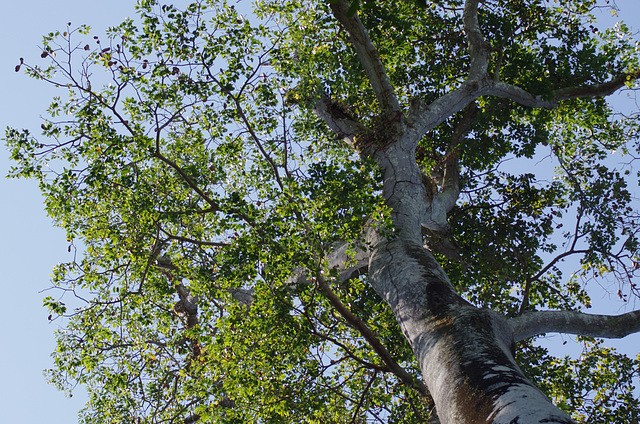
(361, 137, 577, 423)
(367, 237, 576, 424)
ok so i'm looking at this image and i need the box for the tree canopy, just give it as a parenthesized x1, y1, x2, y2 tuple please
(6, 0, 640, 423)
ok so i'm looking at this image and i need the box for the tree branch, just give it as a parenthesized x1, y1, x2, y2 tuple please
(420, 103, 477, 234)
(153, 151, 222, 212)
(163, 233, 229, 248)
(287, 240, 370, 287)
(328, 0, 402, 116)
(409, 69, 640, 144)
(325, 241, 371, 282)
(184, 413, 200, 424)
(487, 70, 640, 108)
(350, 370, 377, 424)
(407, 80, 486, 145)
(553, 70, 640, 101)
(311, 329, 387, 372)
(463, 0, 489, 81)
(315, 274, 431, 401)
(510, 309, 640, 342)
(406, 0, 489, 142)
(313, 94, 365, 150)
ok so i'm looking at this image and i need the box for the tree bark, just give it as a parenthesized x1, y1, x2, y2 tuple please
(511, 309, 640, 342)
(366, 235, 577, 424)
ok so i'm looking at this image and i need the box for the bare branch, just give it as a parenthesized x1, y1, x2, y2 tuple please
(510, 309, 640, 342)
(350, 370, 377, 424)
(328, 0, 402, 116)
(311, 329, 387, 372)
(409, 69, 640, 144)
(407, 80, 486, 145)
(553, 70, 640, 101)
(488, 70, 640, 108)
(463, 0, 489, 81)
(406, 0, 488, 142)
(531, 249, 590, 285)
(421, 103, 478, 234)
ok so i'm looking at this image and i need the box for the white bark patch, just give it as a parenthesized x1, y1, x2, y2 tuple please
(490, 384, 575, 424)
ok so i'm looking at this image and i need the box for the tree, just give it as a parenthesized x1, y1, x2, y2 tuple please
(6, 0, 640, 422)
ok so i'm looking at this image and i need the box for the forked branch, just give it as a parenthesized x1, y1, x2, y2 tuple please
(420, 103, 477, 234)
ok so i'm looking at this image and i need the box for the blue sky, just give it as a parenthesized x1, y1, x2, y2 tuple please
(0, 2, 137, 422)
(1, 1, 639, 423)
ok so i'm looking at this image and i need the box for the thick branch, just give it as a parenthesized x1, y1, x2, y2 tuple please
(175, 284, 199, 328)
(407, 80, 486, 145)
(406, 0, 489, 143)
(553, 70, 640, 100)
(408, 70, 640, 147)
(510, 309, 640, 342)
(365, 238, 575, 423)
(462, 0, 489, 80)
(328, 0, 402, 116)
(488, 70, 640, 108)
(420, 103, 477, 234)
(408, 69, 640, 143)
(313, 95, 365, 150)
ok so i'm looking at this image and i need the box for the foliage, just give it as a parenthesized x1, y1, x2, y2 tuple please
(6, 0, 640, 422)
(518, 339, 640, 423)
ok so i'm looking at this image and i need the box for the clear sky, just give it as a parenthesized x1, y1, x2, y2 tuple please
(0, 2, 138, 422)
(1, 1, 639, 423)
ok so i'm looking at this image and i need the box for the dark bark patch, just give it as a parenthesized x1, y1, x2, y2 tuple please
(401, 242, 468, 316)
(539, 417, 575, 423)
